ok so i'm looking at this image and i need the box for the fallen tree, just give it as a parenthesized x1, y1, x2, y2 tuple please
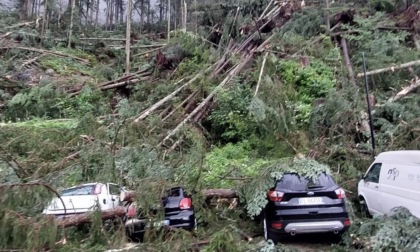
(120, 189, 238, 203)
(55, 206, 127, 228)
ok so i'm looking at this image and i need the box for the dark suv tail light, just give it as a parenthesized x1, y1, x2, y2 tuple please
(334, 188, 346, 199)
(179, 198, 192, 209)
(267, 190, 284, 202)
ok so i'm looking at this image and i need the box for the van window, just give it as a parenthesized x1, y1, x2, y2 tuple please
(365, 163, 382, 183)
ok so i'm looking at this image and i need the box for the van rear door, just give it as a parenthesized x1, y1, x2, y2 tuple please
(360, 163, 383, 215)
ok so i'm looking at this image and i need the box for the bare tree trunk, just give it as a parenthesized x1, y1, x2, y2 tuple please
(95, 0, 100, 29)
(340, 37, 357, 87)
(167, 0, 170, 42)
(120, 0, 124, 23)
(110, 0, 114, 29)
(105, 0, 109, 30)
(140, 0, 144, 28)
(125, 0, 132, 75)
(58, 0, 63, 26)
(68, 0, 76, 48)
(181, 0, 186, 31)
(147, 0, 151, 24)
(41, 0, 47, 41)
(324, 0, 330, 33)
(115, 0, 119, 24)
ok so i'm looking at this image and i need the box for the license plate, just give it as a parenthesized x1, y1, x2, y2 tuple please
(298, 197, 324, 205)
(145, 219, 170, 228)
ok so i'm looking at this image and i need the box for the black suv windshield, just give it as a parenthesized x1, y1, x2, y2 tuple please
(275, 173, 336, 191)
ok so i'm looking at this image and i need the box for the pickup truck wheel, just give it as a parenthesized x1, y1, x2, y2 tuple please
(263, 218, 279, 244)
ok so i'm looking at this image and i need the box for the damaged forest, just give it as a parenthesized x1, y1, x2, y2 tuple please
(0, 0, 420, 251)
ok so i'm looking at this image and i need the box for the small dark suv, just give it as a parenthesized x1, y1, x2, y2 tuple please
(124, 186, 196, 241)
(263, 172, 350, 243)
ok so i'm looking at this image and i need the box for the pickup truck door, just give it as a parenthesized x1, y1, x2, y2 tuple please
(108, 183, 122, 208)
(361, 163, 382, 216)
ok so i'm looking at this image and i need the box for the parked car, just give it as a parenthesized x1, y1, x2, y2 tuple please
(358, 150, 420, 219)
(43, 182, 126, 217)
(263, 172, 351, 243)
(124, 186, 196, 241)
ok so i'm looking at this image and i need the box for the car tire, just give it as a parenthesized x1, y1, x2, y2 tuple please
(263, 217, 280, 244)
(359, 197, 371, 218)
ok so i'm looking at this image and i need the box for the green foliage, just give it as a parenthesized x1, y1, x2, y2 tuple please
(344, 12, 420, 70)
(278, 59, 335, 126)
(346, 207, 420, 251)
(0, 185, 58, 250)
(4, 82, 64, 120)
(368, 0, 395, 12)
(208, 78, 259, 142)
(280, 8, 324, 38)
(203, 141, 274, 188)
(55, 86, 111, 118)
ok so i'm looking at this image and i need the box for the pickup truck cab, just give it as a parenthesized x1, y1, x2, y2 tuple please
(43, 182, 125, 217)
(358, 150, 420, 219)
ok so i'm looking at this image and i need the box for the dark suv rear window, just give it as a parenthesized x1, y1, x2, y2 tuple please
(275, 173, 337, 191)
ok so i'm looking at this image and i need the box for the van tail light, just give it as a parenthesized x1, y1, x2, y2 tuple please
(179, 198, 192, 209)
(335, 188, 346, 199)
(267, 190, 284, 202)
(127, 204, 136, 218)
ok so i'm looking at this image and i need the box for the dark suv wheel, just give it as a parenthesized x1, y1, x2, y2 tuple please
(263, 216, 280, 244)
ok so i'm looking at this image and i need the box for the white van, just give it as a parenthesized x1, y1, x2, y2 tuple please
(357, 150, 420, 219)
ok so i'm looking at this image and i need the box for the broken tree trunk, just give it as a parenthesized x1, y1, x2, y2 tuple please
(254, 52, 269, 97)
(388, 79, 420, 102)
(133, 63, 218, 123)
(340, 37, 357, 87)
(160, 53, 254, 147)
(356, 59, 420, 77)
(56, 206, 127, 228)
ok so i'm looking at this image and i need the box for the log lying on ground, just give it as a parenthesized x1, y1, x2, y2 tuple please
(356, 59, 420, 77)
(56, 206, 126, 228)
(202, 189, 238, 199)
(120, 189, 238, 203)
(0, 46, 89, 64)
(388, 79, 420, 102)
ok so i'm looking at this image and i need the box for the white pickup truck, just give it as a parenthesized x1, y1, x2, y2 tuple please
(43, 182, 126, 217)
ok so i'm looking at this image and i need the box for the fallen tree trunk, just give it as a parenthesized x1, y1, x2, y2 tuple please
(388, 79, 420, 102)
(0, 46, 89, 64)
(356, 59, 420, 77)
(56, 206, 126, 228)
(121, 189, 238, 203)
(160, 53, 254, 147)
(202, 189, 238, 199)
(340, 37, 357, 87)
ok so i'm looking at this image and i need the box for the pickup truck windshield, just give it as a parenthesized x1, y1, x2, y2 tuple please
(61, 185, 96, 196)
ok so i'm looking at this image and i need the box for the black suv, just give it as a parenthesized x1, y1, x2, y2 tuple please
(124, 187, 196, 241)
(263, 172, 350, 243)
